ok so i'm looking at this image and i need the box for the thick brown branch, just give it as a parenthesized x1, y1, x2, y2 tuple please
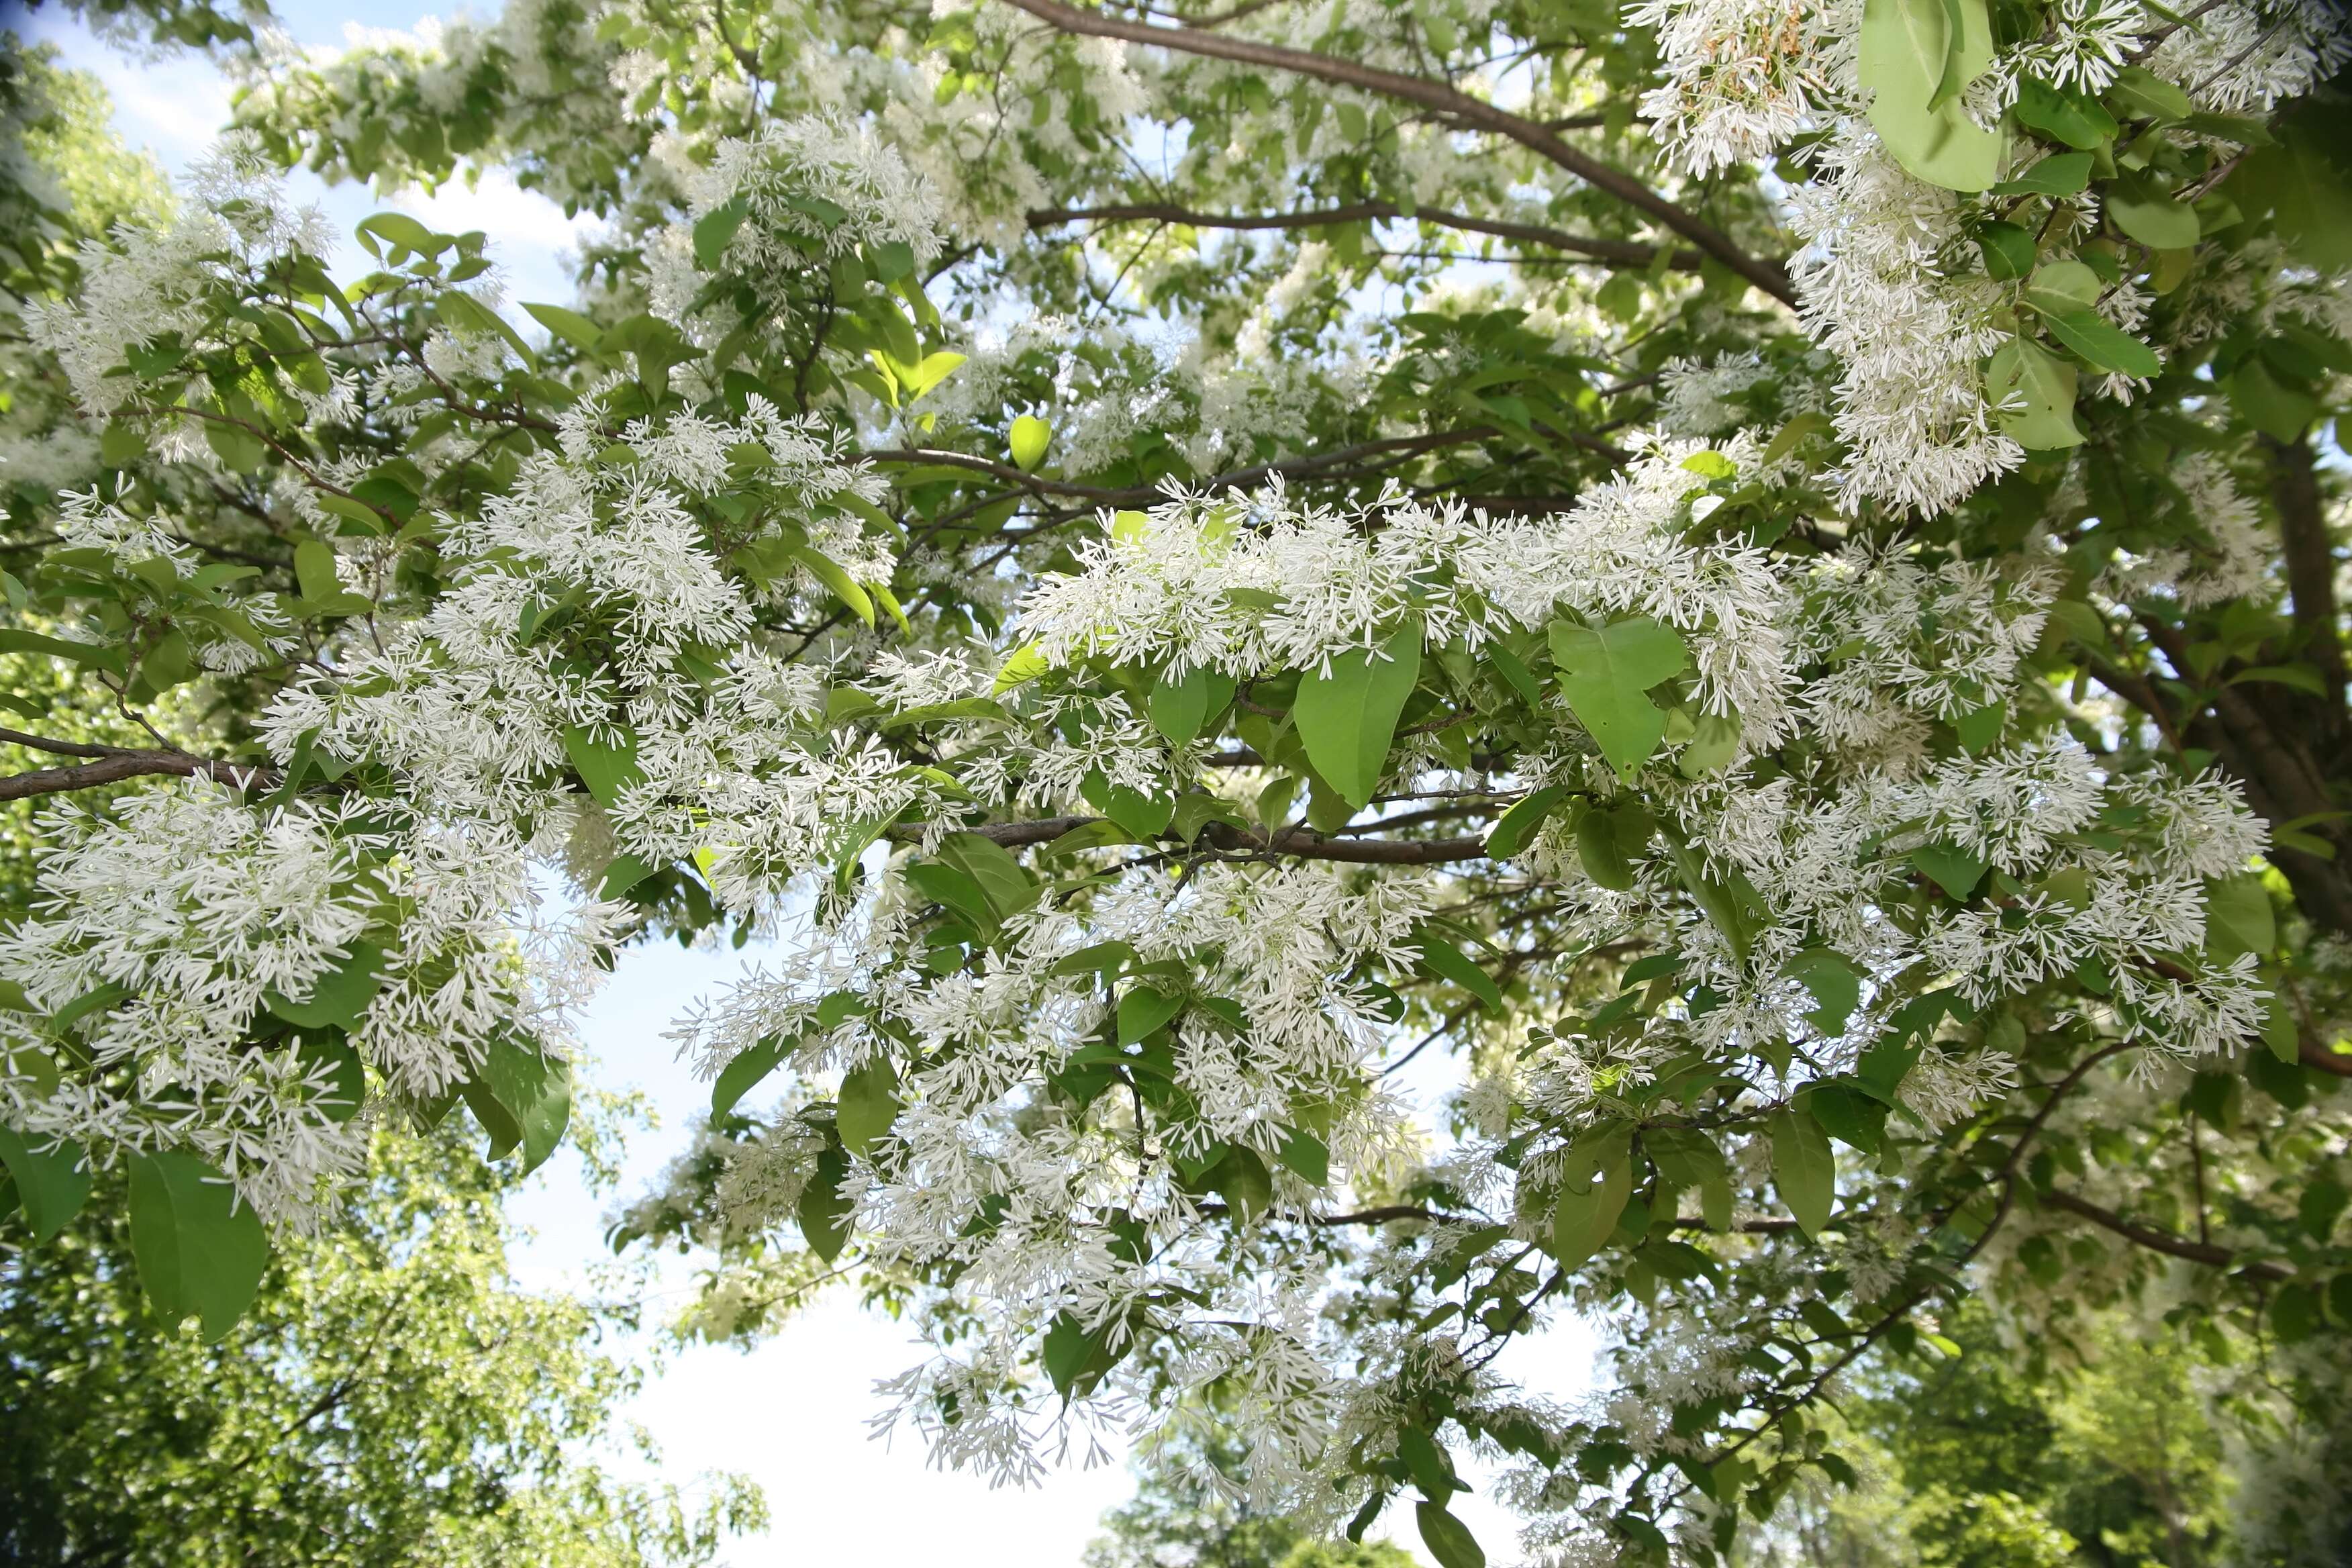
(998, 0, 1796, 303)
(943, 813, 1491, 864)
(1028, 201, 1696, 270)
(2041, 1187, 2292, 1282)
(867, 424, 1554, 507)
(2301, 1032, 2352, 1079)
(2265, 433, 2345, 718)
(0, 750, 275, 801)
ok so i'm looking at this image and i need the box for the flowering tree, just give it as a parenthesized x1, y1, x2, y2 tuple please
(4, 1, 2351, 1561)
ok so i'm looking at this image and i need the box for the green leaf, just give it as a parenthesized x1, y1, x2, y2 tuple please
(2023, 258, 2102, 314)
(1276, 1127, 1330, 1184)
(355, 211, 442, 262)
(2012, 76, 2118, 149)
(1986, 338, 2084, 450)
(2226, 358, 2318, 442)
(712, 1035, 789, 1117)
(2107, 174, 2200, 250)
(0, 1126, 91, 1243)
(1767, 1109, 1835, 1236)
(292, 539, 340, 603)
(1412, 924, 1503, 1011)
(994, 640, 1052, 695)
(2204, 873, 2274, 959)
(1485, 785, 1570, 859)
(434, 289, 532, 361)
(522, 301, 603, 353)
(1416, 1503, 1485, 1568)
(1547, 616, 1690, 779)
(1644, 1126, 1728, 1189)
(1148, 666, 1236, 747)
(127, 1148, 270, 1341)
(1118, 985, 1185, 1046)
(1991, 152, 2093, 195)
(793, 546, 877, 627)
(1761, 411, 1834, 464)
(1293, 624, 1424, 810)
(1399, 1426, 1460, 1504)
(2107, 64, 2192, 122)
(476, 1036, 572, 1174)
(900, 350, 967, 404)
(2236, 113, 2352, 270)
(2041, 310, 2163, 379)
(0, 628, 128, 675)
(561, 724, 646, 807)
(262, 940, 387, 1032)
(1009, 414, 1051, 471)
(1551, 1125, 1632, 1266)
(1677, 709, 1743, 777)
(1859, 0, 2003, 190)
(693, 196, 751, 270)
(1782, 948, 1863, 1034)
(797, 1146, 852, 1261)
(1910, 841, 1987, 899)
(837, 1054, 901, 1157)
(936, 831, 1040, 921)
(1975, 220, 2037, 280)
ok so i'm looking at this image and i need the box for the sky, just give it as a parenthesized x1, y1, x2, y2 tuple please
(14, 7, 1602, 1560)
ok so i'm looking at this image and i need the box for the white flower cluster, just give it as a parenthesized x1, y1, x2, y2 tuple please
(1019, 436, 1794, 744)
(1785, 131, 2020, 518)
(1629, 0, 1852, 175)
(0, 783, 616, 1224)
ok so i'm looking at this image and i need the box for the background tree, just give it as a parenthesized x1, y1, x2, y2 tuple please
(0, 1124, 766, 1567)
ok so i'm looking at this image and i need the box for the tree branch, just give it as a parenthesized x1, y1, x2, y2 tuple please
(937, 813, 1491, 864)
(997, 0, 1796, 303)
(0, 750, 274, 801)
(1028, 201, 1697, 271)
(2041, 1187, 2292, 1282)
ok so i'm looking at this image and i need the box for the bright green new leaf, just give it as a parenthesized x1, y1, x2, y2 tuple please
(1009, 414, 1051, 471)
(1859, 0, 2002, 190)
(128, 1148, 271, 1341)
(1986, 338, 2084, 449)
(2041, 310, 2163, 379)
(792, 546, 877, 627)
(1292, 623, 1424, 810)
(1548, 616, 1691, 779)
(2023, 258, 2102, 315)
(1992, 152, 2092, 195)
(993, 640, 1052, 695)
(1484, 785, 1570, 859)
